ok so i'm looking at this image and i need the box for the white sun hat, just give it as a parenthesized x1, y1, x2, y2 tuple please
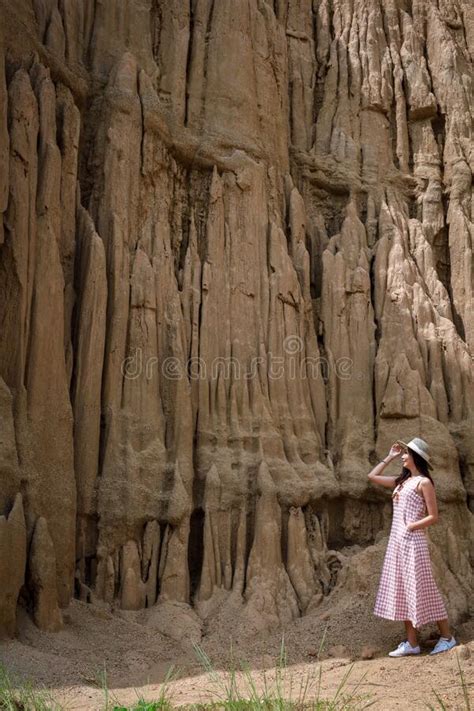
(396, 437, 433, 470)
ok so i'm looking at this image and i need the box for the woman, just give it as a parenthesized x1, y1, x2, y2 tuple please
(368, 437, 457, 657)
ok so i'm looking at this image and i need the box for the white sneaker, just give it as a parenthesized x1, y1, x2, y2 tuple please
(388, 640, 421, 657)
(429, 636, 457, 655)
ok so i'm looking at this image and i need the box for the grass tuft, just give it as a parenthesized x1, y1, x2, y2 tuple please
(0, 664, 62, 711)
(1, 638, 471, 711)
(426, 650, 472, 711)
(190, 632, 375, 710)
(94, 662, 176, 711)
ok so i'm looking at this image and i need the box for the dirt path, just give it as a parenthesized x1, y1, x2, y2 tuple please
(49, 651, 474, 711)
(0, 601, 472, 710)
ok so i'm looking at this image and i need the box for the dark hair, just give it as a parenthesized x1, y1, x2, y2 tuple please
(392, 447, 435, 496)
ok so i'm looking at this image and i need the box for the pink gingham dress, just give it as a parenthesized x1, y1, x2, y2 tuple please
(373, 475, 448, 628)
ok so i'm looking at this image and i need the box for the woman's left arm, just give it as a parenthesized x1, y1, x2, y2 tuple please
(407, 479, 439, 531)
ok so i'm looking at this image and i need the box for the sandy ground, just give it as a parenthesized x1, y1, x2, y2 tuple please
(0, 599, 472, 710)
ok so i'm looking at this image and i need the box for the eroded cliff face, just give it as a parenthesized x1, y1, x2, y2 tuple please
(0, 0, 473, 637)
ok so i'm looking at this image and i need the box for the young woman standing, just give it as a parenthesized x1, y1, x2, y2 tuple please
(368, 438, 457, 656)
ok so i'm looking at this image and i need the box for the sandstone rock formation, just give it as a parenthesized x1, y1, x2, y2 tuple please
(0, 0, 472, 637)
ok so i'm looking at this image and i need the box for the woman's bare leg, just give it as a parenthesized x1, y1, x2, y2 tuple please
(404, 620, 418, 647)
(437, 618, 452, 638)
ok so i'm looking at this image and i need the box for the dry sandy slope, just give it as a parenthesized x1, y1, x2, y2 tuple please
(0, 600, 472, 710)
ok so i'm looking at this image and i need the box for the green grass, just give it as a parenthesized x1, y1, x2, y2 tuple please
(95, 662, 176, 711)
(0, 664, 62, 711)
(188, 633, 375, 711)
(1, 639, 472, 711)
(0, 632, 374, 711)
(425, 650, 472, 711)
(112, 702, 172, 711)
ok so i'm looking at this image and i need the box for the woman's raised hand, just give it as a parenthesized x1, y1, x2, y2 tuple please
(388, 442, 403, 459)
